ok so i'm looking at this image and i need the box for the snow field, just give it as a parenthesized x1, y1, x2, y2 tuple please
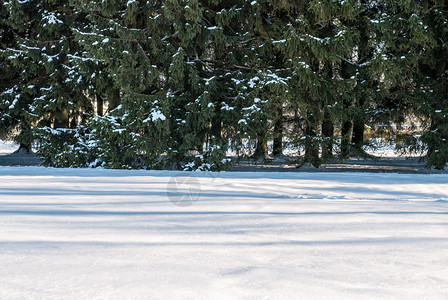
(0, 167, 447, 299)
(0, 140, 18, 155)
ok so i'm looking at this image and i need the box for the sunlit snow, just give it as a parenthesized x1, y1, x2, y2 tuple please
(0, 167, 447, 298)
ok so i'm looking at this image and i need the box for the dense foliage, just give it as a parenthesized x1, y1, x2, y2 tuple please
(1, 0, 447, 170)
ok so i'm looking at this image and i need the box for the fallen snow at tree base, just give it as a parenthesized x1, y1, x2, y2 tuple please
(0, 167, 447, 299)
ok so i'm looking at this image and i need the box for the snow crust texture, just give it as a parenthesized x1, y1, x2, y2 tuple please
(0, 167, 447, 299)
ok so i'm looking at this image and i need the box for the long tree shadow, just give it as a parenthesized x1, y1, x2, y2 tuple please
(2, 236, 448, 248)
(0, 210, 447, 216)
(295, 185, 448, 199)
(0, 185, 446, 202)
(1, 167, 447, 182)
(0, 187, 312, 200)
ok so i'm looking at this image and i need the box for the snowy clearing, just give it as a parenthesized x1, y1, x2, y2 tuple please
(0, 167, 447, 299)
(0, 140, 18, 155)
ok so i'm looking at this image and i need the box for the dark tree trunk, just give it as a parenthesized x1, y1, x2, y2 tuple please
(293, 107, 300, 147)
(15, 122, 33, 153)
(53, 110, 69, 128)
(321, 109, 334, 161)
(272, 105, 283, 157)
(252, 117, 269, 161)
(211, 107, 222, 139)
(304, 108, 320, 168)
(350, 7, 370, 156)
(69, 115, 77, 129)
(18, 143, 31, 153)
(321, 61, 334, 161)
(97, 95, 104, 116)
(351, 113, 365, 153)
(340, 119, 352, 159)
(253, 138, 268, 161)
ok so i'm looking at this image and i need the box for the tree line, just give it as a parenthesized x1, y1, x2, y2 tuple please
(1, 0, 447, 170)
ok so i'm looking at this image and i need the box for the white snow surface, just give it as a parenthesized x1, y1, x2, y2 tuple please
(0, 140, 18, 155)
(0, 167, 447, 299)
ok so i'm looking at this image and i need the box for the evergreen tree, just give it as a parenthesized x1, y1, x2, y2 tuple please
(1, 0, 446, 170)
(336, 0, 433, 159)
(0, 0, 33, 150)
(415, 0, 448, 169)
(73, 0, 250, 170)
(1, 0, 92, 155)
(256, 0, 358, 166)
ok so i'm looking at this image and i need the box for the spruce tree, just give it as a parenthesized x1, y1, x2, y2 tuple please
(259, 0, 358, 166)
(1, 0, 93, 156)
(2, 0, 446, 170)
(415, 0, 448, 169)
(0, 0, 33, 150)
(73, 0, 250, 170)
(336, 0, 433, 160)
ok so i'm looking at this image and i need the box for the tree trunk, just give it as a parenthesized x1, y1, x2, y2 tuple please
(53, 110, 69, 128)
(350, 6, 370, 156)
(252, 116, 269, 161)
(340, 119, 352, 159)
(18, 143, 30, 153)
(351, 113, 365, 154)
(253, 138, 268, 161)
(97, 94, 104, 116)
(211, 107, 222, 139)
(321, 109, 334, 161)
(272, 105, 283, 157)
(69, 114, 77, 129)
(293, 107, 300, 147)
(304, 108, 320, 168)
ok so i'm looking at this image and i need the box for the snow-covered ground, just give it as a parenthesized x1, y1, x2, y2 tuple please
(0, 138, 422, 160)
(227, 138, 425, 158)
(0, 167, 447, 299)
(0, 140, 18, 155)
